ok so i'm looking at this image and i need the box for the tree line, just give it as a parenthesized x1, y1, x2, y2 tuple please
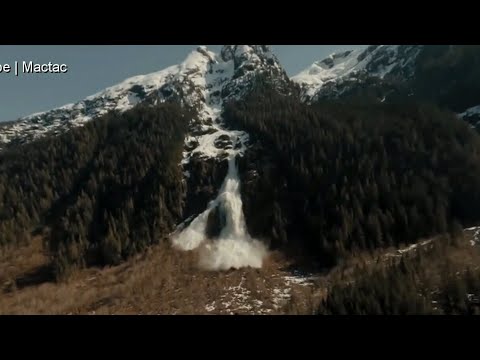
(317, 236, 480, 315)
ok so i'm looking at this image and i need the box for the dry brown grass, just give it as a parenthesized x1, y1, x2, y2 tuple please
(0, 239, 314, 315)
(0, 236, 50, 294)
(2, 232, 479, 315)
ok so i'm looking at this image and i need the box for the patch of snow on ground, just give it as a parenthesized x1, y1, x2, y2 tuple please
(396, 239, 433, 255)
(284, 276, 313, 287)
(464, 226, 480, 246)
(283, 270, 317, 287)
(208, 277, 273, 314)
(205, 302, 216, 312)
(272, 287, 291, 310)
(200, 268, 319, 314)
(459, 105, 480, 118)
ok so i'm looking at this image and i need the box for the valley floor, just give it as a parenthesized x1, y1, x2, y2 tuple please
(1, 230, 479, 315)
(0, 238, 319, 315)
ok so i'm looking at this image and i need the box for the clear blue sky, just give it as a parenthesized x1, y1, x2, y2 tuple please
(0, 45, 364, 122)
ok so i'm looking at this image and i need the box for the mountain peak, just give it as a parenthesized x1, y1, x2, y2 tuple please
(220, 45, 273, 63)
(195, 46, 217, 63)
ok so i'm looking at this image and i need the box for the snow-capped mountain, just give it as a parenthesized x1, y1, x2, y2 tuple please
(292, 45, 480, 128)
(0, 45, 290, 152)
(292, 45, 423, 102)
(4, 44, 480, 300)
(3, 44, 480, 152)
(0, 44, 293, 272)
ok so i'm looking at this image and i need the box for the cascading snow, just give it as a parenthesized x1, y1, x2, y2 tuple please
(172, 154, 267, 271)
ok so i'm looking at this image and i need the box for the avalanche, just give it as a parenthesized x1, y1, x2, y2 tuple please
(173, 155, 267, 271)
(169, 46, 281, 270)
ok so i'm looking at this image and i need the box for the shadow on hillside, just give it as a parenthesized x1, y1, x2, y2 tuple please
(14, 265, 54, 290)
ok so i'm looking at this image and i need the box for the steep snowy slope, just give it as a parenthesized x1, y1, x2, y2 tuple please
(292, 45, 423, 102)
(293, 45, 480, 129)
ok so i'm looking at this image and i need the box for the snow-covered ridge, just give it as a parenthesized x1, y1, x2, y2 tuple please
(0, 45, 428, 150)
(292, 45, 423, 102)
(458, 105, 480, 128)
(460, 105, 480, 118)
(292, 48, 365, 100)
(0, 45, 288, 152)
